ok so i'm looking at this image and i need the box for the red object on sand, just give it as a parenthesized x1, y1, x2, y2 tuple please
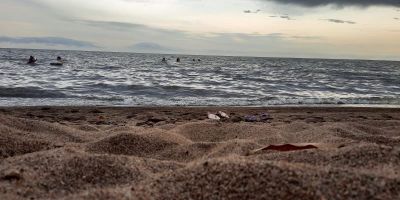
(262, 144, 318, 152)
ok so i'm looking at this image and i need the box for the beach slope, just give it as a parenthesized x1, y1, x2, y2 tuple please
(0, 107, 399, 199)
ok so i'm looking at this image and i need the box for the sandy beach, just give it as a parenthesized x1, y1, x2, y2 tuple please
(0, 106, 399, 199)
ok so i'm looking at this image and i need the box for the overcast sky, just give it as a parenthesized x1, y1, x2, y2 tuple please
(1, 0, 399, 60)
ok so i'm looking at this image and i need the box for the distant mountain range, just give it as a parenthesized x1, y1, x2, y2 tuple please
(129, 42, 176, 54)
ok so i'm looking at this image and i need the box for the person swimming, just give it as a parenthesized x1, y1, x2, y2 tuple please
(176, 57, 181, 62)
(162, 57, 167, 62)
(50, 56, 64, 66)
(27, 56, 37, 64)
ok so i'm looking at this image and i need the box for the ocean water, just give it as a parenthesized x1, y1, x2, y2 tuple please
(0, 48, 399, 107)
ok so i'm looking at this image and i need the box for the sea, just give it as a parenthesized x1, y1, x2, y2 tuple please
(0, 48, 399, 107)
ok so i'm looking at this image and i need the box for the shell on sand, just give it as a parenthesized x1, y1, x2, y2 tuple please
(218, 111, 230, 118)
(207, 113, 220, 120)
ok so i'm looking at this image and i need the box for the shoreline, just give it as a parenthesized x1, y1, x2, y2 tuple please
(2, 104, 400, 108)
(2, 106, 399, 127)
(1, 103, 400, 109)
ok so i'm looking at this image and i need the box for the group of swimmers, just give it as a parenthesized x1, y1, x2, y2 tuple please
(27, 56, 63, 65)
(162, 57, 201, 63)
(28, 55, 200, 65)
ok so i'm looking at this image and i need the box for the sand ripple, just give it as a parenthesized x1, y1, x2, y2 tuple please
(0, 107, 399, 199)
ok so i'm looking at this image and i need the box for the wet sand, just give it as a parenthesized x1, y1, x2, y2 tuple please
(0, 106, 399, 199)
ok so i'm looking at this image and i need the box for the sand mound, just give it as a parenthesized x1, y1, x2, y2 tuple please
(278, 126, 342, 143)
(0, 135, 51, 159)
(59, 188, 133, 200)
(0, 115, 90, 143)
(328, 123, 400, 146)
(43, 155, 146, 193)
(323, 144, 400, 169)
(0, 148, 181, 199)
(207, 140, 261, 158)
(175, 122, 276, 142)
(253, 143, 400, 177)
(74, 124, 101, 132)
(64, 158, 319, 200)
(256, 132, 287, 145)
(103, 126, 146, 134)
(133, 158, 399, 199)
(86, 132, 184, 157)
(156, 142, 217, 162)
(274, 121, 313, 133)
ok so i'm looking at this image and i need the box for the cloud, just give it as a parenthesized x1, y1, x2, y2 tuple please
(74, 20, 187, 37)
(290, 35, 321, 40)
(243, 9, 262, 13)
(203, 32, 319, 43)
(0, 36, 96, 47)
(71, 19, 190, 52)
(264, 0, 400, 7)
(75, 20, 147, 30)
(322, 19, 356, 24)
(269, 14, 295, 20)
(71, 18, 322, 56)
(280, 15, 295, 20)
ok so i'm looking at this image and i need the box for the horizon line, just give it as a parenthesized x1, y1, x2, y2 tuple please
(1, 47, 399, 62)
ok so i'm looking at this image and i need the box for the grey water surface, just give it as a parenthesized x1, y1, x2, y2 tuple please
(1, 48, 399, 107)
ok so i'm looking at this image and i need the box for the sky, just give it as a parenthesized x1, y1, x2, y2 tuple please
(0, 0, 400, 60)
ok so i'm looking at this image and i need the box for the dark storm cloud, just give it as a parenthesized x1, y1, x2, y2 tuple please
(0, 36, 96, 47)
(323, 19, 356, 24)
(265, 0, 400, 7)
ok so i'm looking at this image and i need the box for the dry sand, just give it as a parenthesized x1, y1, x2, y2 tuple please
(0, 106, 399, 199)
